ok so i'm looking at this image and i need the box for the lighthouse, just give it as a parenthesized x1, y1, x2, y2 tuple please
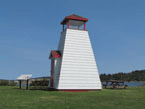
(49, 14, 102, 91)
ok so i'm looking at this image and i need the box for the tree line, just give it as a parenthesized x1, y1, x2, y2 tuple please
(100, 70, 145, 82)
(0, 80, 17, 86)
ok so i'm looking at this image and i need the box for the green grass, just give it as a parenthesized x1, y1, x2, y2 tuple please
(0, 86, 145, 109)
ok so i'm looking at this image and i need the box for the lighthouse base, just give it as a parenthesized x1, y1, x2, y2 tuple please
(57, 89, 101, 92)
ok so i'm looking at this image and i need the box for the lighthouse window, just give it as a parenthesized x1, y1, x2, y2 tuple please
(69, 20, 85, 30)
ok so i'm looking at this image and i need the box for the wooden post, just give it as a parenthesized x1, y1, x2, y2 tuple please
(84, 23, 86, 30)
(19, 80, 21, 89)
(26, 79, 29, 90)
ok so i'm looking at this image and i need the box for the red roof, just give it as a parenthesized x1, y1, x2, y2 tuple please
(49, 50, 61, 59)
(61, 14, 88, 25)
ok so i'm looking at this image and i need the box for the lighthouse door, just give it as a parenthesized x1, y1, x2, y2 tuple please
(50, 59, 54, 88)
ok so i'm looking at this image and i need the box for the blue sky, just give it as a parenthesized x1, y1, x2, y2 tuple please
(0, 0, 145, 80)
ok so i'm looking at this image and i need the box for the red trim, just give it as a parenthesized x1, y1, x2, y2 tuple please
(84, 23, 86, 30)
(51, 51, 61, 58)
(61, 14, 88, 25)
(66, 16, 88, 22)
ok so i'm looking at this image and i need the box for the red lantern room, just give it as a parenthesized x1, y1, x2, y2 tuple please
(61, 14, 88, 31)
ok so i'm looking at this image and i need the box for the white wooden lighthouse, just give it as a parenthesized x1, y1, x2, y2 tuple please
(49, 14, 102, 91)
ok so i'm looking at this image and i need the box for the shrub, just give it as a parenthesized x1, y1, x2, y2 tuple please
(0, 80, 17, 86)
(9, 81, 17, 86)
(0, 80, 9, 86)
(30, 79, 49, 86)
(142, 83, 145, 86)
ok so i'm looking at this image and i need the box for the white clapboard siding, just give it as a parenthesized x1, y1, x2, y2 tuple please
(58, 73, 99, 77)
(55, 29, 102, 90)
(57, 31, 66, 52)
(58, 85, 102, 89)
(53, 31, 66, 89)
(53, 58, 62, 89)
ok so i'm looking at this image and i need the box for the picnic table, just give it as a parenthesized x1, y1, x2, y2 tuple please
(103, 80, 127, 89)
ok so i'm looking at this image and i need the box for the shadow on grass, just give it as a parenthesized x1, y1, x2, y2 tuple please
(13, 87, 56, 91)
(103, 87, 128, 90)
(13, 87, 128, 92)
(29, 88, 56, 91)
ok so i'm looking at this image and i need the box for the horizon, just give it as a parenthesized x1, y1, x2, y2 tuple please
(0, 0, 145, 80)
(1, 69, 145, 80)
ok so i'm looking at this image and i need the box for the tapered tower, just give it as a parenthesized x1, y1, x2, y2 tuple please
(49, 14, 102, 91)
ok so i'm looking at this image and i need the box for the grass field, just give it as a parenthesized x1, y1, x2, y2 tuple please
(0, 86, 145, 109)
